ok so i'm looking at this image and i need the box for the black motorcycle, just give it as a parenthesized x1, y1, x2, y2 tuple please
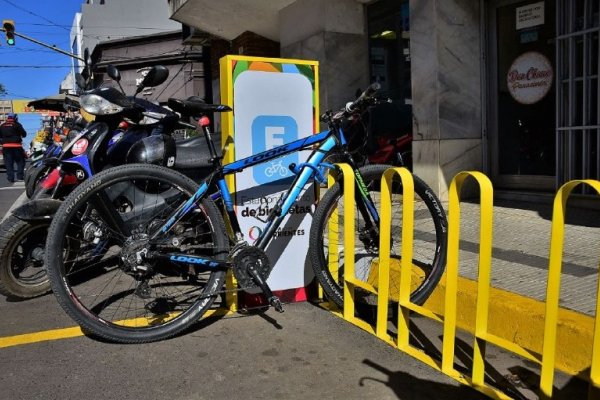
(0, 63, 214, 299)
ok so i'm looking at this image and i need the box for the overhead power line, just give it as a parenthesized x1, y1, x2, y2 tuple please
(0, 0, 71, 32)
(0, 65, 72, 68)
(19, 22, 178, 31)
(0, 0, 104, 41)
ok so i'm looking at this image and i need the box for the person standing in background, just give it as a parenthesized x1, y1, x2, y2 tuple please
(0, 113, 27, 183)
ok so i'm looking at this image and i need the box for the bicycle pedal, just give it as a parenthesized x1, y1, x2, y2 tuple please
(268, 296, 284, 313)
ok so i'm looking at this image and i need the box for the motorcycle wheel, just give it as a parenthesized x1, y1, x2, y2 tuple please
(0, 215, 51, 299)
(25, 164, 51, 199)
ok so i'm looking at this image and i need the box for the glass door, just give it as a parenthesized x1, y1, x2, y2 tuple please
(489, 0, 556, 189)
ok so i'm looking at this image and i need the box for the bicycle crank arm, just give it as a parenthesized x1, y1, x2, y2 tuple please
(246, 262, 284, 313)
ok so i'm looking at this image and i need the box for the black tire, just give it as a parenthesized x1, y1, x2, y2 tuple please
(25, 164, 50, 199)
(0, 215, 51, 299)
(45, 164, 229, 343)
(309, 164, 447, 308)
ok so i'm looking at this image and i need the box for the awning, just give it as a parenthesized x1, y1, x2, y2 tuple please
(27, 94, 80, 112)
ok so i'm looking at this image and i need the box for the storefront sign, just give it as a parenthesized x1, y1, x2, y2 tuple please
(507, 51, 553, 105)
(220, 55, 319, 292)
(516, 2, 545, 30)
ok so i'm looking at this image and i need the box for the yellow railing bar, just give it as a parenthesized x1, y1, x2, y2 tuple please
(322, 167, 600, 399)
(472, 173, 493, 386)
(325, 172, 339, 302)
(324, 164, 368, 322)
(379, 167, 414, 347)
(540, 179, 600, 398)
(442, 171, 494, 380)
(335, 164, 357, 321)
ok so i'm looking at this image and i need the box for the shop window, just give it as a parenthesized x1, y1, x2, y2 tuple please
(366, 0, 412, 155)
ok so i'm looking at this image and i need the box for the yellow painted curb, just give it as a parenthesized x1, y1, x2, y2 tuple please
(0, 308, 233, 349)
(0, 326, 84, 348)
(423, 274, 594, 377)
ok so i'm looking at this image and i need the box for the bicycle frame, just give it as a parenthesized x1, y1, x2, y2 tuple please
(148, 125, 381, 269)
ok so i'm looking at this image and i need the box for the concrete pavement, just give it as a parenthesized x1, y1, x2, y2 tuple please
(455, 192, 600, 316)
(0, 173, 597, 398)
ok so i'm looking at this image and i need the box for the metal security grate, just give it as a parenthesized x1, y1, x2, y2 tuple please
(556, 0, 600, 188)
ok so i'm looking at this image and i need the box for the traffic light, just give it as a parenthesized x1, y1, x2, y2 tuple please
(3, 20, 15, 46)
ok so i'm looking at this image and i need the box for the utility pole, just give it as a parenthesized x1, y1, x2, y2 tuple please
(1, 27, 84, 61)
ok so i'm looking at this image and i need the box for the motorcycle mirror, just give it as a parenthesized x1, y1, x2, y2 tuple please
(137, 65, 169, 93)
(83, 48, 91, 67)
(75, 73, 87, 90)
(106, 64, 121, 82)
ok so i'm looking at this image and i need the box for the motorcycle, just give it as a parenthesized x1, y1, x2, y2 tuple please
(24, 95, 87, 198)
(0, 62, 213, 299)
(25, 118, 89, 199)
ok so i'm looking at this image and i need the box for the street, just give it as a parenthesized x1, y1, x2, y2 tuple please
(0, 170, 492, 400)
(0, 166, 593, 399)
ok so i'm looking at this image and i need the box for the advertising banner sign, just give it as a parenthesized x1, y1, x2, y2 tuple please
(219, 56, 319, 292)
(11, 100, 35, 114)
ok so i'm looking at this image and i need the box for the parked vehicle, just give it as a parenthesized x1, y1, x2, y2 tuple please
(0, 63, 212, 299)
(339, 97, 413, 169)
(24, 94, 85, 197)
(367, 133, 412, 169)
(43, 83, 448, 343)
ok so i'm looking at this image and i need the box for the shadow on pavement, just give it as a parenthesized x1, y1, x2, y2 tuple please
(360, 358, 488, 399)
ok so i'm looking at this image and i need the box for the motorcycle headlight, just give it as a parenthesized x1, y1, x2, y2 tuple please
(80, 94, 124, 115)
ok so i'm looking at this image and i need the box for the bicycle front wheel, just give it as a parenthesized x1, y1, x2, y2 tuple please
(309, 164, 447, 308)
(45, 164, 230, 343)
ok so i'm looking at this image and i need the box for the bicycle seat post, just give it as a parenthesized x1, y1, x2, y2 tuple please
(198, 115, 221, 167)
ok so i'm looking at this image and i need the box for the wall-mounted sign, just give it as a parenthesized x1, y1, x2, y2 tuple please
(220, 55, 319, 292)
(516, 1, 545, 30)
(507, 51, 553, 105)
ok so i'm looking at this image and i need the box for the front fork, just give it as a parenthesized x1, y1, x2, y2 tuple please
(343, 155, 380, 242)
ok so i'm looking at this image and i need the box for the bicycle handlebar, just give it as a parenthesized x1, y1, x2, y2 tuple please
(319, 82, 383, 126)
(345, 82, 381, 112)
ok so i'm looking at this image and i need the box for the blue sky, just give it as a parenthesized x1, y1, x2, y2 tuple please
(0, 0, 83, 142)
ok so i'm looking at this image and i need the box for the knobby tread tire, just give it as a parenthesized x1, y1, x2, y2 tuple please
(309, 164, 447, 308)
(45, 164, 229, 343)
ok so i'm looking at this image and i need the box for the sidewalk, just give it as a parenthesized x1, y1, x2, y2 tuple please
(454, 192, 600, 316)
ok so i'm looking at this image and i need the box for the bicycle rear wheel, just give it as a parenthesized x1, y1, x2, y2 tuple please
(309, 164, 447, 308)
(45, 164, 229, 343)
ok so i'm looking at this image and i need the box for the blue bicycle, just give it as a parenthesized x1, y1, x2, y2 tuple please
(44, 84, 448, 343)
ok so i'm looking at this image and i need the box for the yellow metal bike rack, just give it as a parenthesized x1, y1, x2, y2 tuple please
(323, 168, 600, 399)
(540, 180, 600, 399)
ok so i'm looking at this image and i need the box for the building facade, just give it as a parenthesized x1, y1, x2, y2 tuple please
(89, 31, 208, 104)
(168, 0, 600, 201)
(63, 0, 182, 94)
